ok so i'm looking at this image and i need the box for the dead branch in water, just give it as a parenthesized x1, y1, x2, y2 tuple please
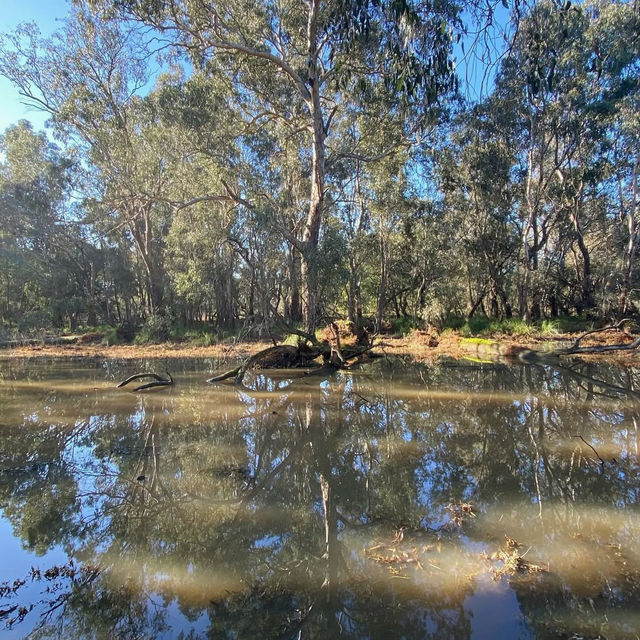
(117, 371, 174, 391)
(233, 345, 300, 385)
(206, 366, 241, 383)
(555, 319, 640, 355)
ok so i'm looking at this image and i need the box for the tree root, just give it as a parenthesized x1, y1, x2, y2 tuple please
(117, 371, 174, 391)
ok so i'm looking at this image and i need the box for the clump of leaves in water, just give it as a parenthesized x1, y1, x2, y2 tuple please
(364, 536, 443, 575)
(444, 502, 476, 529)
(486, 537, 548, 580)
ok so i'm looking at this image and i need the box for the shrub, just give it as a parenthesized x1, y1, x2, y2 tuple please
(441, 314, 466, 331)
(134, 315, 172, 344)
(101, 326, 121, 345)
(391, 316, 418, 336)
(540, 319, 560, 335)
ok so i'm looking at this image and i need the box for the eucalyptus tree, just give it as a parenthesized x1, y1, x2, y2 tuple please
(0, 3, 172, 317)
(96, 0, 461, 331)
(0, 121, 95, 330)
(437, 101, 518, 319)
(490, 1, 575, 319)
(589, 1, 640, 315)
(486, 0, 629, 319)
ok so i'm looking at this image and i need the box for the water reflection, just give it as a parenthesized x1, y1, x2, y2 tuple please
(0, 357, 639, 639)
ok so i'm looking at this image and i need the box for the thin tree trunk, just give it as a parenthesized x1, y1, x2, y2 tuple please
(288, 246, 302, 323)
(376, 231, 387, 329)
(301, 0, 325, 333)
(620, 158, 639, 314)
(128, 204, 163, 317)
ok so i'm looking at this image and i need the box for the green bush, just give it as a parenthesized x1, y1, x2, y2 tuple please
(101, 325, 121, 345)
(460, 315, 491, 336)
(391, 316, 418, 336)
(188, 331, 215, 347)
(441, 314, 466, 331)
(540, 319, 560, 335)
(134, 315, 172, 344)
(457, 315, 538, 337)
(490, 317, 536, 336)
(551, 315, 592, 333)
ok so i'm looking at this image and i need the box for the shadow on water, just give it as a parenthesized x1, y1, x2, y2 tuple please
(0, 356, 639, 639)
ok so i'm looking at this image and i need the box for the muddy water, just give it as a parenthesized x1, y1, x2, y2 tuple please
(0, 356, 639, 639)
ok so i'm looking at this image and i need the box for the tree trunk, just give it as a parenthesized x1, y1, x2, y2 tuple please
(301, 0, 325, 333)
(567, 179, 594, 312)
(288, 246, 302, 323)
(620, 158, 639, 315)
(128, 204, 164, 317)
(376, 231, 387, 329)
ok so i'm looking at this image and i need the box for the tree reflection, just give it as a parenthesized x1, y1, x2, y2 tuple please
(0, 358, 639, 638)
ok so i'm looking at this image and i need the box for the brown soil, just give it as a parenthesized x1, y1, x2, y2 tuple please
(1, 341, 275, 362)
(2, 328, 638, 365)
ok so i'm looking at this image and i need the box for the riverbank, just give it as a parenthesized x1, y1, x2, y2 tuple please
(2, 327, 639, 365)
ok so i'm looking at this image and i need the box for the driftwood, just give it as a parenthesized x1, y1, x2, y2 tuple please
(553, 319, 640, 356)
(117, 371, 174, 391)
(233, 345, 300, 385)
(207, 337, 379, 386)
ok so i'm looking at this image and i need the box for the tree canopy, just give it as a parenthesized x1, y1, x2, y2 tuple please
(0, 0, 639, 339)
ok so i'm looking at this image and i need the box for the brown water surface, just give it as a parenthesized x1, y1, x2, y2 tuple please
(0, 356, 639, 639)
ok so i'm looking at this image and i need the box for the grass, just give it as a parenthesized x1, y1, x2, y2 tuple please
(460, 336, 497, 345)
(443, 314, 595, 339)
(457, 316, 536, 337)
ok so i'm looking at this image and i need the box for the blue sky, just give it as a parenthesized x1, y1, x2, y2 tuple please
(0, 0, 72, 133)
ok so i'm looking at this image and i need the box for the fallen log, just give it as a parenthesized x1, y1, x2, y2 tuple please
(553, 319, 640, 356)
(234, 345, 302, 385)
(117, 371, 174, 391)
(206, 337, 381, 387)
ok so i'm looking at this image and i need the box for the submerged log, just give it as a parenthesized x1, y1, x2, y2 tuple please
(117, 371, 174, 391)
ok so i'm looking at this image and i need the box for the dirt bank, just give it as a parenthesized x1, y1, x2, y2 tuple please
(2, 328, 638, 365)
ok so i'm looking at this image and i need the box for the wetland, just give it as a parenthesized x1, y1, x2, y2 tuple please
(0, 356, 639, 639)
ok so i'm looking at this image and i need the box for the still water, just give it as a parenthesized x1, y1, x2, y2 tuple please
(0, 356, 639, 639)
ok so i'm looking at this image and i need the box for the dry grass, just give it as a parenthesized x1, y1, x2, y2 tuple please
(1, 341, 274, 361)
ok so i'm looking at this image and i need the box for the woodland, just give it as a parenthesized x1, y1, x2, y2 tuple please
(0, 0, 639, 342)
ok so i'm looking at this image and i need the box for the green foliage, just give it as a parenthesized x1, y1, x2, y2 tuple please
(101, 326, 122, 346)
(460, 315, 491, 336)
(172, 326, 217, 346)
(457, 315, 538, 337)
(441, 315, 466, 331)
(543, 315, 592, 334)
(0, 0, 638, 338)
(391, 316, 418, 336)
(133, 315, 172, 344)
